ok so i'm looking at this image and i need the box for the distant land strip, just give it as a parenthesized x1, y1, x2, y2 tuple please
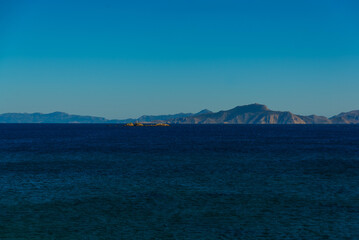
(0, 104, 358, 124)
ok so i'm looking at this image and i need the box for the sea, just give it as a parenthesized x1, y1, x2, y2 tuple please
(0, 124, 358, 239)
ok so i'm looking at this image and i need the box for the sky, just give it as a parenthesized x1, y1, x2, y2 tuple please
(1, 0, 359, 119)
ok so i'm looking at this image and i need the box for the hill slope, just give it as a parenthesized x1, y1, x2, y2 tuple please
(330, 110, 359, 124)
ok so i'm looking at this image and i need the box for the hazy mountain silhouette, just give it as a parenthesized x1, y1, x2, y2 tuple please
(0, 104, 358, 124)
(166, 104, 343, 124)
(118, 109, 213, 123)
(168, 104, 305, 124)
(0, 110, 212, 124)
(0, 112, 113, 123)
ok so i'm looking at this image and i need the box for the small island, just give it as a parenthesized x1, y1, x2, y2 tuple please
(124, 123, 170, 127)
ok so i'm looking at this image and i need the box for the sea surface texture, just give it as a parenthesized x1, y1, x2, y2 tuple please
(0, 124, 358, 239)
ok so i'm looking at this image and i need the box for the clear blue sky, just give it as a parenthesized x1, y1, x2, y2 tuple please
(1, 0, 359, 119)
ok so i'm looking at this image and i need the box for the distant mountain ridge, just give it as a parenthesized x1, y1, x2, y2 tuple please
(166, 104, 334, 124)
(330, 110, 359, 124)
(0, 112, 114, 123)
(0, 104, 358, 124)
(118, 109, 212, 123)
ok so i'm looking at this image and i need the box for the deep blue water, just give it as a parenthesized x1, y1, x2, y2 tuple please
(0, 124, 358, 239)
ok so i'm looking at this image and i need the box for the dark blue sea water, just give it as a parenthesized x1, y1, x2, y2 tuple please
(0, 124, 358, 239)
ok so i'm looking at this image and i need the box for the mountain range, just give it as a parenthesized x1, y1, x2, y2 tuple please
(168, 104, 334, 124)
(0, 104, 358, 124)
(0, 112, 112, 124)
